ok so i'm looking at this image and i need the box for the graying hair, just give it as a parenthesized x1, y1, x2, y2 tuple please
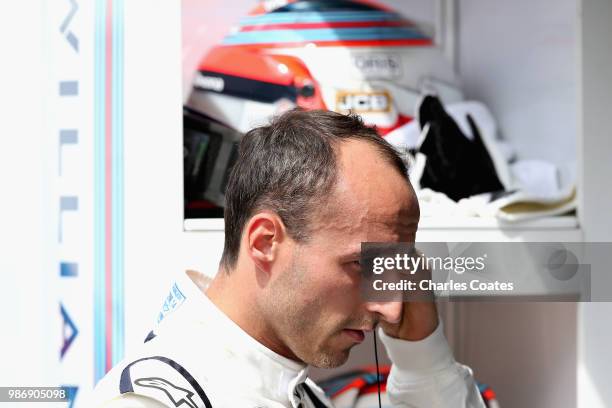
(221, 109, 408, 270)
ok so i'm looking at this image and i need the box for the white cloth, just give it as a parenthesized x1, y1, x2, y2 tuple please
(85, 271, 484, 408)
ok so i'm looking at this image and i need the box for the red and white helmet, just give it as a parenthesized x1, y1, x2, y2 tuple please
(186, 0, 460, 136)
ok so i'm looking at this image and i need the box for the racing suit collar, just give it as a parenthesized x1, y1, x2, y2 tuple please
(183, 270, 310, 407)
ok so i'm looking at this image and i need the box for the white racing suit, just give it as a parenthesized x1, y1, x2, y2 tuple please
(88, 271, 485, 408)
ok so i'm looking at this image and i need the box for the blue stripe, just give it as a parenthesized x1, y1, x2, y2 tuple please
(223, 27, 428, 45)
(240, 11, 401, 25)
(93, 0, 106, 384)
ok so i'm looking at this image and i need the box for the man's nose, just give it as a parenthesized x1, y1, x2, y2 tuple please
(365, 301, 403, 324)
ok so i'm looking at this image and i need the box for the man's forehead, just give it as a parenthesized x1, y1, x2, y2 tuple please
(336, 140, 418, 216)
(311, 140, 419, 241)
(313, 205, 418, 241)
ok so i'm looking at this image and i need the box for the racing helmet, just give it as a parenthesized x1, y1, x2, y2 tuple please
(184, 0, 460, 215)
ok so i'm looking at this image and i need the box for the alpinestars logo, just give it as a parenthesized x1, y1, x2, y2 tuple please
(135, 377, 198, 408)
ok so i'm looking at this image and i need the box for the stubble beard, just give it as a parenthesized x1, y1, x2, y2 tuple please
(263, 256, 356, 368)
(271, 292, 354, 368)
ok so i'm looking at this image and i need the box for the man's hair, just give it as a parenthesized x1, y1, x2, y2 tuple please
(221, 109, 409, 270)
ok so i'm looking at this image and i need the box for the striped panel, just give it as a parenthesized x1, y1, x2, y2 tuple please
(94, 0, 125, 384)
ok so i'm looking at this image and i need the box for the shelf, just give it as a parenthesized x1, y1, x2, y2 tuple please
(185, 215, 581, 240)
(417, 215, 578, 230)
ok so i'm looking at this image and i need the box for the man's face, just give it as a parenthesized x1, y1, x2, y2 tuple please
(262, 140, 419, 368)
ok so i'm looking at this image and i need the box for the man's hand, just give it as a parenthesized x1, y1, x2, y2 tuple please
(379, 300, 438, 341)
(380, 254, 439, 341)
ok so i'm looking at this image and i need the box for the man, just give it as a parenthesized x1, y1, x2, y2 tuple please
(90, 109, 485, 407)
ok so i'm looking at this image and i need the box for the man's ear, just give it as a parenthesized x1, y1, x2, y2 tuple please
(244, 211, 286, 274)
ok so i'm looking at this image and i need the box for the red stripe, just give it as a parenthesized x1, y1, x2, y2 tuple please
(332, 378, 367, 397)
(360, 382, 387, 395)
(247, 0, 395, 15)
(240, 21, 409, 31)
(104, 0, 114, 374)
